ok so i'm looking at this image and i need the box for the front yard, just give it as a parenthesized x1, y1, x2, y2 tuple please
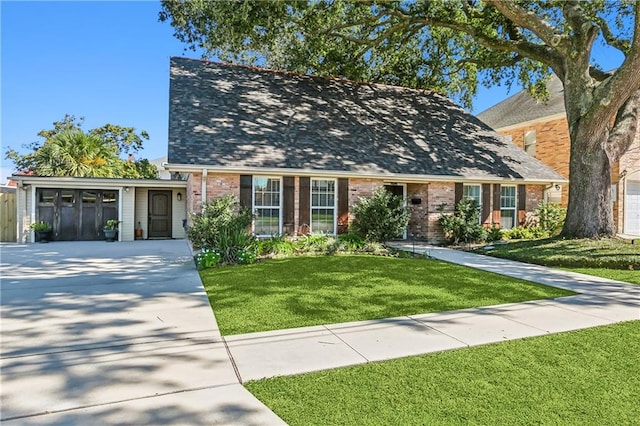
(201, 255, 572, 335)
(479, 237, 640, 284)
(246, 321, 640, 425)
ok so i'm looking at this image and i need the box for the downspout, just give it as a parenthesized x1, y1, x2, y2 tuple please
(201, 168, 208, 209)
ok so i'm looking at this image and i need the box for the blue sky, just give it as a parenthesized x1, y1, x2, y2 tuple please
(1, 1, 625, 183)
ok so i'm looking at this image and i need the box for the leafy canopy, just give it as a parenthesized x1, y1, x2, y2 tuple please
(5, 115, 158, 179)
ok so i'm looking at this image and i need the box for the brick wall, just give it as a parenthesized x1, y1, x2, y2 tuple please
(406, 183, 455, 242)
(615, 132, 640, 232)
(186, 173, 202, 220)
(206, 174, 240, 200)
(500, 117, 570, 206)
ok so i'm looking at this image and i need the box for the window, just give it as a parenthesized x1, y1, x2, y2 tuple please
(253, 177, 281, 236)
(500, 185, 517, 229)
(311, 179, 336, 234)
(524, 130, 536, 156)
(463, 184, 482, 224)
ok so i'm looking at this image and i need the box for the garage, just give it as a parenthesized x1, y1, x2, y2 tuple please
(36, 188, 118, 241)
(12, 176, 188, 243)
(624, 180, 640, 235)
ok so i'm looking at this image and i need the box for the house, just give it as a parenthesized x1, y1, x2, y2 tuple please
(477, 76, 640, 236)
(164, 57, 566, 242)
(12, 175, 187, 243)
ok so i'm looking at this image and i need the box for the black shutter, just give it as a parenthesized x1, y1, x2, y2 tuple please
(337, 178, 349, 234)
(454, 183, 463, 209)
(299, 177, 310, 234)
(482, 184, 491, 225)
(493, 184, 502, 224)
(240, 175, 252, 209)
(282, 177, 295, 235)
(518, 184, 527, 225)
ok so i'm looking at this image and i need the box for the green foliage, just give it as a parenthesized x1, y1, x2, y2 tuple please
(195, 249, 221, 270)
(256, 232, 388, 258)
(502, 226, 548, 240)
(336, 233, 365, 252)
(187, 195, 255, 266)
(437, 198, 487, 245)
(350, 188, 410, 243)
(486, 223, 503, 242)
(256, 235, 297, 257)
(103, 219, 121, 231)
(535, 202, 566, 235)
(5, 114, 154, 178)
(29, 221, 51, 231)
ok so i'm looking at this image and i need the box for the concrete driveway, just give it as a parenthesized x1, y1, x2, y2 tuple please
(0, 240, 283, 425)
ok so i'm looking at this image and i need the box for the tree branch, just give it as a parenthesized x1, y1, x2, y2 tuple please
(595, 15, 631, 53)
(485, 0, 567, 53)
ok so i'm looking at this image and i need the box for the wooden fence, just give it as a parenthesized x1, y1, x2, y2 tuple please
(0, 190, 17, 242)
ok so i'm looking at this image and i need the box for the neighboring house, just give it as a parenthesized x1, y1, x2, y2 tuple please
(150, 156, 172, 180)
(165, 57, 566, 242)
(477, 76, 640, 236)
(12, 176, 187, 243)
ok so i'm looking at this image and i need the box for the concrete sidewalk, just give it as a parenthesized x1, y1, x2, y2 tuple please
(225, 244, 639, 382)
(0, 240, 284, 425)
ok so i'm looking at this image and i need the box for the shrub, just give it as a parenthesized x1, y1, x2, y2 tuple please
(486, 223, 503, 242)
(195, 249, 221, 270)
(502, 226, 548, 240)
(535, 202, 566, 235)
(256, 235, 296, 257)
(350, 188, 410, 243)
(296, 233, 337, 254)
(337, 233, 366, 252)
(187, 195, 255, 266)
(437, 198, 487, 245)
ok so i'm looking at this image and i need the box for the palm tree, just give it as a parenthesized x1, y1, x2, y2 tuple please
(34, 131, 121, 177)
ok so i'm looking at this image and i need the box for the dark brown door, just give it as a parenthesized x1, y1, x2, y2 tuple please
(148, 190, 172, 238)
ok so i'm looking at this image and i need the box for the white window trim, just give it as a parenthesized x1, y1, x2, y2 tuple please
(500, 185, 517, 229)
(310, 178, 338, 235)
(463, 184, 482, 224)
(252, 176, 282, 237)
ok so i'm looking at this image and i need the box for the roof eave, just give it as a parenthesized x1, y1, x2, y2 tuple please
(164, 163, 568, 185)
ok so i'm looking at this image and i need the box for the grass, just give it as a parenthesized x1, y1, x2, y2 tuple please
(479, 237, 640, 285)
(563, 267, 640, 285)
(482, 237, 640, 269)
(246, 321, 640, 426)
(201, 255, 572, 335)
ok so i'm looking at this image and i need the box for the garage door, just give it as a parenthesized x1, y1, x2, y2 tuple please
(37, 189, 118, 241)
(624, 181, 640, 235)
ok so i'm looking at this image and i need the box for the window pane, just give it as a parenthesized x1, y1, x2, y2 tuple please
(103, 192, 117, 204)
(82, 191, 98, 203)
(501, 210, 516, 229)
(39, 190, 56, 203)
(311, 209, 334, 234)
(255, 208, 280, 235)
(500, 186, 516, 208)
(61, 190, 75, 204)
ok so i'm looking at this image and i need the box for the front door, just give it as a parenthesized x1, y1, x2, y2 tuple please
(148, 190, 172, 238)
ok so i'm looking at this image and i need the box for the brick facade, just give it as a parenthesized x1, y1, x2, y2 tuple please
(498, 117, 640, 233)
(185, 172, 549, 242)
(499, 117, 570, 206)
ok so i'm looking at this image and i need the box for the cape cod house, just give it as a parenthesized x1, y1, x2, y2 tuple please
(164, 57, 566, 242)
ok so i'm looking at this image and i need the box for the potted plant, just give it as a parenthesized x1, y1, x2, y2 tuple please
(103, 219, 121, 242)
(30, 221, 52, 243)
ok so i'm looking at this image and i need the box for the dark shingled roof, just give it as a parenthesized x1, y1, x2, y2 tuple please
(477, 76, 566, 129)
(168, 57, 565, 182)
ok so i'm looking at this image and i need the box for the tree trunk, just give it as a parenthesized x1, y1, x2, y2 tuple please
(561, 120, 615, 238)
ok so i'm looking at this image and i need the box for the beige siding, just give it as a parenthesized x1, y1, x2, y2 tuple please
(135, 189, 149, 240)
(171, 188, 187, 239)
(120, 188, 136, 241)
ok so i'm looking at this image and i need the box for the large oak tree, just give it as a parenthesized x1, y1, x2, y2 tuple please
(160, 0, 640, 238)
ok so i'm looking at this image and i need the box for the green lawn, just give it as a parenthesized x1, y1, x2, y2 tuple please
(563, 267, 640, 285)
(201, 255, 572, 335)
(480, 238, 640, 285)
(246, 321, 640, 426)
(483, 237, 640, 269)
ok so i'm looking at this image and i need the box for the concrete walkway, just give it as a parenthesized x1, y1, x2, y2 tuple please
(224, 243, 639, 382)
(2, 241, 638, 424)
(0, 240, 285, 425)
